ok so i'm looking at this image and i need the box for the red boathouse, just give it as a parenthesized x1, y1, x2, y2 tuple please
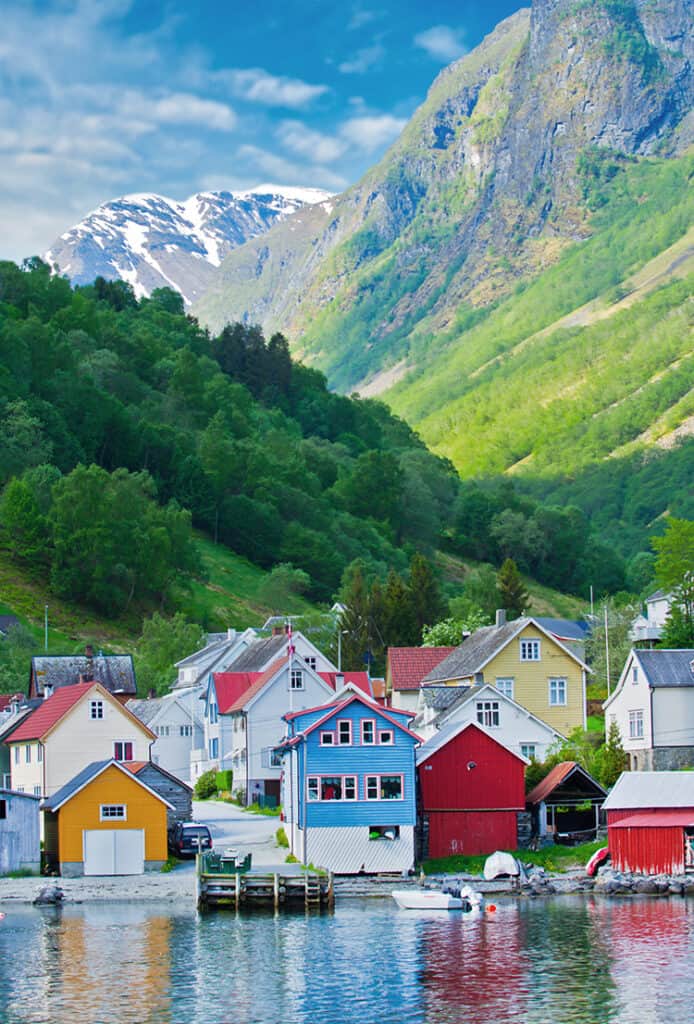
(417, 721, 527, 858)
(603, 772, 694, 875)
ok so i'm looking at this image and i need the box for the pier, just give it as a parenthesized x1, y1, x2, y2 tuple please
(196, 853, 334, 910)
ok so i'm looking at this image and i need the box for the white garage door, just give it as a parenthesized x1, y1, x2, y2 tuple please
(83, 829, 145, 876)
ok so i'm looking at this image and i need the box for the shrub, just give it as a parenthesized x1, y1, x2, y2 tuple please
(276, 826, 289, 848)
(194, 769, 218, 800)
(216, 769, 233, 792)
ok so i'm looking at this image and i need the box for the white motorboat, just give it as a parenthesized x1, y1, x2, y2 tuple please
(392, 884, 483, 911)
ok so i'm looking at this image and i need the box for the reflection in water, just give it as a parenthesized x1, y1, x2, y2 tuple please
(0, 897, 692, 1023)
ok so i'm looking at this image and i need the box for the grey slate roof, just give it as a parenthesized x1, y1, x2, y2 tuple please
(30, 655, 136, 696)
(635, 649, 694, 687)
(42, 760, 112, 811)
(603, 771, 694, 810)
(534, 618, 590, 642)
(422, 619, 529, 683)
(126, 697, 165, 726)
(0, 705, 36, 742)
(227, 634, 288, 672)
(420, 685, 473, 711)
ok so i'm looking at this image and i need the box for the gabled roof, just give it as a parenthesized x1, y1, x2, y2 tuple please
(30, 654, 136, 696)
(388, 647, 457, 691)
(635, 649, 694, 688)
(224, 657, 290, 714)
(212, 672, 257, 714)
(646, 589, 670, 603)
(42, 759, 175, 812)
(526, 761, 606, 806)
(127, 692, 204, 728)
(318, 671, 371, 697)
(533, 618, 590, 643)
(123, 759, 193, 794)
(416, 719, 529, 767)
(420, 684, 477, 713)
(0, 705, 36, 743)
(8, 682, 156, 743)
(289, 691, 421, 744)
(603, 771, 694, 811)
(226, 634, 289, 672)
(435, 683, 565, 740)
(422, 617, 589, 685)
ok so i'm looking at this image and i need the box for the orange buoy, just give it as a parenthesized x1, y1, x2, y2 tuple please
(486, 904, 497, 913)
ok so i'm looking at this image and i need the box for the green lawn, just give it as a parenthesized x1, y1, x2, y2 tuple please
(423, 839, 606, 876)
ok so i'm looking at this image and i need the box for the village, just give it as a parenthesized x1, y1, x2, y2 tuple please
(1, 595, 693, 898)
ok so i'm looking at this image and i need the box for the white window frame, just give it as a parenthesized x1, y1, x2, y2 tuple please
(632, 666, 638, 684)
(14, 747, 19, 765)
(25, 744, 31, 764)
(304, 656, 317, 671)
(496, 677, 514, 700)
(100, 804, 127, 821)
(290, 669, 304, 691)
(476, 700, 500, 728)
(549, 678, 567, 707)
(361, 719, 375, 745)
(319, 731, 335, 746)
(337, 719, 352, 745)
(306, 775, 358, 801)
(520, 638, 541, 662)
(89, 700, 104, 720)
(113, 740, 133, 761)
(34, 785, 42, 797)
(628, 709, 644, 740)
(378, 729, 394, 745)
(365, 774, 404, 801)
(209, 703, 218, 725)
(307, 776, 319, 801)
(37, 744, 43, 763)
(520, 743, 537, 760)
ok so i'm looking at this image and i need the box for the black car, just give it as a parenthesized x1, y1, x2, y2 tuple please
(169, 821, 213, 857)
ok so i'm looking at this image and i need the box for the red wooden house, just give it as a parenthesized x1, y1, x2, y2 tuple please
(417, 721, 527, 858)
(603, 772, 694, 875)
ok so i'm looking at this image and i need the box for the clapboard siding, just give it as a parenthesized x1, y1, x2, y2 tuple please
(133, 764, 192, 829)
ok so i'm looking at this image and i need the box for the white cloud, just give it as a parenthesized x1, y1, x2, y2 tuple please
(148, 93, 236, 131)
(214, 68, 329, 109)
(276, 120, 346, 164)
(338, 44, 385, 74)
(347, 8, 382, 30)
(414, 24, 466, 62)
(237, 144, 348, 192)
(340, 114, 406, 151)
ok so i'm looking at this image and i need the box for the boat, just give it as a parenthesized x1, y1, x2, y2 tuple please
(392, 884, 483, 911)
(585, 846, 610, 877)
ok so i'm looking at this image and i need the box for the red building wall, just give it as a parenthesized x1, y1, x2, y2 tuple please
(419, 724, 526, 858)
(610, 825, 685, 875)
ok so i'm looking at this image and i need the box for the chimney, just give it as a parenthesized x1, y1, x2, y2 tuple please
(272, 626, 283, 636)
(335, 672, 345, 689)
(43, 684, 54, 700)
(227, 628, 235, 641)
(495, 609, 507, 628)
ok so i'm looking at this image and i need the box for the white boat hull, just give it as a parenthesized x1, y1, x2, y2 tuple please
(392, 890, 466, 910)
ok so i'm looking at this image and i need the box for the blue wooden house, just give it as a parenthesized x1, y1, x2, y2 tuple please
(278, 690, 420, 874)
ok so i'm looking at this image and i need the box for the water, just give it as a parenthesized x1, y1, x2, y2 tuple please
(0, 896, 692, 1023)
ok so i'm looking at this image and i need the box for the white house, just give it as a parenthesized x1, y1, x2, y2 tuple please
(172, 628, 259, 690)
(127, 692, 203, 784)
(413, 682, 564, 762)
(630, 590, 673, 644)
(603, 649, 694, 771)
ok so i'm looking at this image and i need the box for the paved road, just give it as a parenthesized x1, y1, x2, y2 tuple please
(191, 799, 284, 868)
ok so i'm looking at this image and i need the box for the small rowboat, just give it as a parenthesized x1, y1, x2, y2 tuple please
(392, 884, 483, 911)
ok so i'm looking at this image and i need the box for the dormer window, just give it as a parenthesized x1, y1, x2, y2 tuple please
(89, 700, 104, 720)
(520, 639, 541, 661)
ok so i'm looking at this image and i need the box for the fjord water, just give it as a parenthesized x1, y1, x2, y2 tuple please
(1, 897, 692, 1023)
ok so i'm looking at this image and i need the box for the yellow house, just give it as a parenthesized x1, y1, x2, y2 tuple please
(421, 615, 588, 736)
(42, 760, 172, 876)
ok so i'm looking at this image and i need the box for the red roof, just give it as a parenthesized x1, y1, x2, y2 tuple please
(213, 672, 258, 713)
(7, 682, 96, 742)
(388, 647, 457, 691)
(224, 657, 289, 714)
(610, 811, 694, 829)
(299, 691, 422, 743)
(526, 761, 579, 805)
(318, 671, 372, 696)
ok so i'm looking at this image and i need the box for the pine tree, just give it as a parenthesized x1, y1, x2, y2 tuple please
(408, 553, 445, 637)
(595, 719, 629, 788)
(496, 558, 530, 618)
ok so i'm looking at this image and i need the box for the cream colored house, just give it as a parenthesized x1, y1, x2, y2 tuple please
(7, 682, 155, 798)
(421, 614, 588, 736)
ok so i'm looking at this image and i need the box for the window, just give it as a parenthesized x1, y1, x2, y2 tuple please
(549, 678, 567, 706)
(366, 776, 379, 800)
(180, 725, 192, 737)
(290, 669, 304, 690)
(521, 744, 537, 760)
(632, 667, 638, 684)
(37, 745, 43, 763)
(89, 700, 104, 720)
(25, 745, 31, 764)
(337, 720, 352, 745)
(307, 777, 319, 801)
(378, 730, 393, 745)
(100, 804, 126, 821)
(369, 825, 400, 841)
(476, 700, 500, 728)
(209, 737, 219, 759)
(304, 656, 317, 671)
(34, 786, 42, 797)
(628, 710, 644, 740)
(320, 777, 342, 800)
(0, 799, 5, 820)
(520, 639, 541, 661)
(496, 678, 514, 700)
(209, 703, 218, 725)
(319, 732, 335, 746)
(270, 749, 283, 768)
(365, 774, 403, 800)
(343, 776, 357, 801)
(361, 720, 375, 745)
(113, 741, 133, 761)
(14, 747, 19, 765)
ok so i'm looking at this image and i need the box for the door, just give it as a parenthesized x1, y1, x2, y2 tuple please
(83, 829, 145, 875)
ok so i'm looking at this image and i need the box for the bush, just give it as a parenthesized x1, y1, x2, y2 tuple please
(194, 769, 218, 800)
(216, 769, 233, 792)
(276, 826, 289, 848)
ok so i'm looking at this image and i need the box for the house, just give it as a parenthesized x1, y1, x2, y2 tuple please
(127, 692, 203, 784)
(603, 771, 694, 875)
(172, 628, 259, 691)
(278, 691, 420, 873)
(6, 682, 155, 798)
(414, 682, 564, 762)
(630, 590, 673, 645)
(0, 695, 35, 789)
(29, 647, 136, 700)
(42, 759, 172, 876)
(421, 612, 589, 737)
(526, 761, 606, 842)
(417, 721, 528, 859)
(122, 761, 192, 832)
(603, 649, 694, 771)
(387, 647, 457, 714)
(0, 789, 41, 874)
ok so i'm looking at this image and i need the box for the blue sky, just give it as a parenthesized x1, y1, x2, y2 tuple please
(1, 0, 521, 261)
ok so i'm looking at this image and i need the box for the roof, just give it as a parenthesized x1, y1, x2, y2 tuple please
(534, 618, 590, 643)
(421, 684, 477, 712)
(31, 654, 136, 695)
(0, 787, 41, 801)
(225, 634, 289, 672)
(224, 657, 289, 714)
(0, 694, 13, 712)
(416, 719, 528, 767)
(0, 615, 20, 634)
(603, 771, 694, 811)
(526, 761, 606, 805)
(123, 759, 193, 793)
(422, 617, 588, 685)
(646, 589, 670, 603)
(42, 760, 175, 813)
(8, 682, 96, 742)
(635, 649, 694, 688)
(212, 672, 257, 714)
(0, 705, 35, 743)
(126, 696, 166, 726)
(610, 810, 694, 829)
(318, 671, 372, 696)
(291, 691, 421, 744)
(388, 647, 457, 691)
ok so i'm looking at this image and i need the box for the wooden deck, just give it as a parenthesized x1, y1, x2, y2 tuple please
(197, 862, 334, 911)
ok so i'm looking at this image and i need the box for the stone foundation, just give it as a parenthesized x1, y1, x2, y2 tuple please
(631, 747, 694, 771)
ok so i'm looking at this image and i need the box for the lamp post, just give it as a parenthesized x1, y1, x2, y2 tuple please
(337, 629, 348, 672)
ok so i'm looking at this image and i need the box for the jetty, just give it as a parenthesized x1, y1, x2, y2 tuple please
(196, 851, 333, 910)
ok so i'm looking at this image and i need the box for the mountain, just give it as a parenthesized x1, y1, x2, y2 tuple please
(193, 0, 692, 391)
(45, 186, 333, 306)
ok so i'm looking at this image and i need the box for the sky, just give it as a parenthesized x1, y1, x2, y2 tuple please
(1, 0, 521, 262)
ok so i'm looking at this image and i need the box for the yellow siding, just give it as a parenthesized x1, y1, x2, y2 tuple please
(57, 764, 168, 864)
(448, 623, 585, 735)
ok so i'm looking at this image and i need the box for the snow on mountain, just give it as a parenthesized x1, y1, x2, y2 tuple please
(45, 186, 333, 306)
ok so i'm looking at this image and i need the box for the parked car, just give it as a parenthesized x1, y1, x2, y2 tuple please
(169, 821, 213, 857)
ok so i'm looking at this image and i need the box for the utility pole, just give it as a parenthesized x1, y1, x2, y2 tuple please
(604, 603, 611, 697)
(44, 605, 48, 651)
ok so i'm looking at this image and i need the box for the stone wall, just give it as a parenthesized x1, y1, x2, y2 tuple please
(632, 746, 694, 771)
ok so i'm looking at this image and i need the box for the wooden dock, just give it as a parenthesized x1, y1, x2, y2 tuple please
(197, 863, 334, 911)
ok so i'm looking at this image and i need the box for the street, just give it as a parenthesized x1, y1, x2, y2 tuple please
(191, 799, 285, 868)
